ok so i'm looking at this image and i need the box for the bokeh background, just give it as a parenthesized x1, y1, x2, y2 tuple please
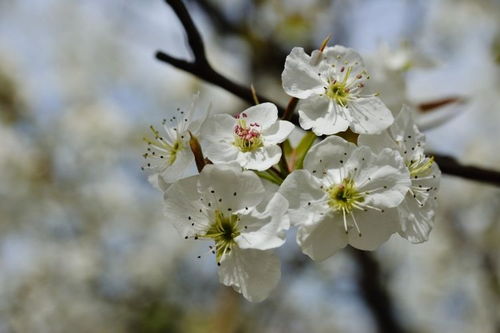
(0, 0, 499, 332)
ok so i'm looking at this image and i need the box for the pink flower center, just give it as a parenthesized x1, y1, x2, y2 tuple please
(232, 113, 263, 152)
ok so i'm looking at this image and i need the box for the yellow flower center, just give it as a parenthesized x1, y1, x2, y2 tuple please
(204, 210, 240, 262)
(327, 177, 364, 213)
(407, 156, 434, 178)
(144, 125, 184, 166)
(325, 66, 353, 107)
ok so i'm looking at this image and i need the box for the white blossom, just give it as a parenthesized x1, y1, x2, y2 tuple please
(201, 103, 294, 171)
(358, 106, 441, 243)
(163, 164, 289, 302)
(142, 93, 208, 190)
(279, 136, 410, 261)
(282, 45, 394, 135)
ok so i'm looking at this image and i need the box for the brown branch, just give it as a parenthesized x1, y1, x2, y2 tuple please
(156, 0, 288, 117)
(350, 249, 410, 333)
(432, 153, 500, 187)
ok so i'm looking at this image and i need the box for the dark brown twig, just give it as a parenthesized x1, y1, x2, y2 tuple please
(350, 249, 410, 333)
(156, 0, 286, 116)
(432, 153, 500, 187)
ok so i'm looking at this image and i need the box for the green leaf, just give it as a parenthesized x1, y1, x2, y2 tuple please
(254, 170, 283, 185)
(282, 139, 292, 158)
(294, 131, 317, 170)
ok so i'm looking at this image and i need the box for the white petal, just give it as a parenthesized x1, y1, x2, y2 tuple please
(303, 136, 357, 176)
(323, 45, 365, 70)
(185, 92, 210, 135)
(198, 164, 265, 212)
(189, 103, 210, 135)
(205, 141, 239, 164)
(242, 103, 278, 129)
(351, 148, 410, 208)
(147, 173, 170, 192)
(241, 145, 281, 171)
(358, 105, 426, 160)
(278, 170, 327, 226)
(296, 216, 348, 261)
(358, 130, 397, 154)
(164, 175, 208, 237)
(201, 113, 235, 142)
(298, 96, 350, 135)
(398, 194, 437, 243)
(262, 120, 295, 145)
(282, 47, 326, 99)
(201, 114, 239, 163)
(236, 193, 289, 250)
(218, 247, 280, 302)
(160, 147, 195, 183)
(347, 209, 399, 250)
(348, 97, 394, 134)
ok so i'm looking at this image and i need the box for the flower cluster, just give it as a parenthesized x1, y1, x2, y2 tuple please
(142, 44, 441, 302)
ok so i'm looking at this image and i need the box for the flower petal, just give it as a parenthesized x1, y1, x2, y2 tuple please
(201, 113, 235, 143)
(282, 47, 327, 99)
(296, 215, 348, 261)
(298, 96, 350, 135)
(262, 120, 295, 145)
(241, 145, 281, 171)
(350, 147, 410, 208)
(160, 147, 195, 183)
(348, 97, 394, 134)
(347, 209, 399, 250)
(398, 194, 437, 243)
(198, 164, 265, 212)
(242, 103, 278, 130)
(278, 170, 327, 226)
(236, 193, 289, 250)
(303, 136, 357, 176)
(164, 175, 208, 237)
(218, 247, 280, 302)
(323, 45, 365, 71)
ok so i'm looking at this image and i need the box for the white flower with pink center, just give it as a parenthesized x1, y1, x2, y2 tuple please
(201, 103, 294, 171)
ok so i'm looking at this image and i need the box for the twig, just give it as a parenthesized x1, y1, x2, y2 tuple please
(432, 153, 500, 187)
(350, 249, 410, 333)
(156, 0, 286, 116)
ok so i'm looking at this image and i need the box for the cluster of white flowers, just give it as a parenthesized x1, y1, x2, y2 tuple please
(142, 44, 441, 302)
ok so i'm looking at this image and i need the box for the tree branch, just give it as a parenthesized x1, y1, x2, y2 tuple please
(156, 0, 287, 117)
(350, 249, 410, 333)
(432, 153, 500, 186)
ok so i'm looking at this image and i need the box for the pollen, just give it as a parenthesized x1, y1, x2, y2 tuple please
(232, 116, 263, 152)
(142, 125, 185, 168)
(203, 210, 241, 261)
(326, 81, 350, 106)
(407, 156, 434, 178)
(327, 177, 364, 213)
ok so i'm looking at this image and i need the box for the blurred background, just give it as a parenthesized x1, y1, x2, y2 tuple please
(0, 0, 499, 332)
